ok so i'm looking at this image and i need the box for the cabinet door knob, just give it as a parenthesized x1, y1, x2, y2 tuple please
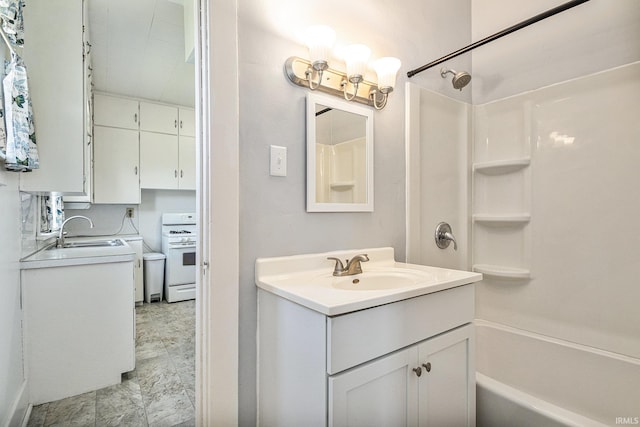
(422, 362, 431, 372)
(412, 366, 422, 377)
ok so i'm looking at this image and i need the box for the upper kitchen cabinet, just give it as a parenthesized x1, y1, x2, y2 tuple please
(140, 102, 178, 135)
(20, 0, 91, 194)
(94, 94, 140, 130)
(179, 108, 196, 137)
(92, 94, 141, 204)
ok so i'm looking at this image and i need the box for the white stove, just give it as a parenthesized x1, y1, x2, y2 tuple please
(161, 213, 196, 302)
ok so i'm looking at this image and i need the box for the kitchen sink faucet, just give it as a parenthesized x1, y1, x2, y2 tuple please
(56, 215, 94, 248)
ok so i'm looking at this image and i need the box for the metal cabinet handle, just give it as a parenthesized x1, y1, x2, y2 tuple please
(175, 170, 178, 178)
(175, 119, 178, 128)
(180, 170, 183, 178)
(422, 362, 431, 372)
(134, 166, 138, 175)
(134, 113, 138, 123)
(413, 366, 422, 377)
(180, 120, 183, 129)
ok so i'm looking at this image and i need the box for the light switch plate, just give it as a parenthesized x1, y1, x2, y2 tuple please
(270, 145, 287, 177)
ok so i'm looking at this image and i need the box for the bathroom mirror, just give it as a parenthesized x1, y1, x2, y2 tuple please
(306, 93, 374, 212)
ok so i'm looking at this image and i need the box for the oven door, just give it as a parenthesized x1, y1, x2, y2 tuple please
(165, 242, 196, 286)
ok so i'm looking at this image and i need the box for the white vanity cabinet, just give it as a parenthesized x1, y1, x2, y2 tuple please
(330, 325, 473, 427)
(257, 284, 476, 427)
(20, 0, 90, 194)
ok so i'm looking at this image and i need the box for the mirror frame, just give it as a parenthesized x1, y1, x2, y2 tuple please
(306, 92, 374, 212)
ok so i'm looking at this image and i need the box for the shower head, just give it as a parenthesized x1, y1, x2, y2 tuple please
(440, 67, 472, 91)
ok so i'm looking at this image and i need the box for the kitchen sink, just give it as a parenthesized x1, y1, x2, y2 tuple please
(48, 239, 125, 249)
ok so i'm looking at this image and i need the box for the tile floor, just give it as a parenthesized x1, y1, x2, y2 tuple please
(27, 300, 196, 427)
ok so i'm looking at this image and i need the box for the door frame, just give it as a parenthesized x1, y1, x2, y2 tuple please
(195, 0, 240, 425)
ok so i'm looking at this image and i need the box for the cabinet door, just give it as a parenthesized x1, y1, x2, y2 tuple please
(126, 239, 144, 303)
(140, 132, 179, 189)
(417, 325, 474, 427)
(329, 347, 419, 427)
(20, 0, 85, 193)
(140, 102, 178, 135)
(93, 126, 140, 204)
(94, 94, 139, 130)
(178, 136, 196, 190)
(179, 108, 196, 137)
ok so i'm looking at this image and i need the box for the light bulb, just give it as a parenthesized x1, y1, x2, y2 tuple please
(304, 25, 335, 70)
(373, 57, 401, 93)
(344, 44, 371, 81)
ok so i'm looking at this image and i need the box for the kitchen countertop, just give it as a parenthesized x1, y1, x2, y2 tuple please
(21, 237, 135, 269)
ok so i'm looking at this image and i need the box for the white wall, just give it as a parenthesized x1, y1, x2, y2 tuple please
(0, 173, 29, 427)
(406, 84, 470, 270)
(474, 62, 640, 359)
(472, 0, 640, 103)
(237, 0, 470, 424)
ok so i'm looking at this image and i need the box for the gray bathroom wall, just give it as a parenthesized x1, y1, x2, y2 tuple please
(237, 0, 471, 423)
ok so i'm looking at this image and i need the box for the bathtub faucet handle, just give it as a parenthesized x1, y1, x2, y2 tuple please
(435, 222, 457, 251)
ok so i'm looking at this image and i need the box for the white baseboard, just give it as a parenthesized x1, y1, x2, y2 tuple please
(3, 379, 29, 427)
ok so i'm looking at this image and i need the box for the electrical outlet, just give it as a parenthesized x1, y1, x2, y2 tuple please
(126, 207, 134, 218)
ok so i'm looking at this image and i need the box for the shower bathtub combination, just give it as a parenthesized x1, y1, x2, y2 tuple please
(475, 320, 640, 427)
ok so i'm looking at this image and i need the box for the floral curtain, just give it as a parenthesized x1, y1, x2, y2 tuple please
(0, 0, 38, 172)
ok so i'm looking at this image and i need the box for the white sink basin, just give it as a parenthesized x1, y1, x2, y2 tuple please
(256, 247, 482, 315)
(312, 268, 433, 291)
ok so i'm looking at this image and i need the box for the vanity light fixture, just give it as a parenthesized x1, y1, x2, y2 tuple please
(285, 26, 400, 110)
(370, 57, 401, 110)
(341, 44, 371, 101)
(304, 25, 336, 89)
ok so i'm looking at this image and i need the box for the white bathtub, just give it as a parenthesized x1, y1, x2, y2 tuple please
(475, 320, 640, 427)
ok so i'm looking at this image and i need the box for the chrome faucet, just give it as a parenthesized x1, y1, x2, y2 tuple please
(56, 215, 94, 248)
(327, 254, 369, 276)
(435, 222, 457, 251)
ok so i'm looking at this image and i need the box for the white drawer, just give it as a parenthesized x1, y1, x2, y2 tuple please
(326, 284, 474, 374)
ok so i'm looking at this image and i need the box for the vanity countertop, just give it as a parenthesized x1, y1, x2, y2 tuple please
(21, 237, 135, 270)
(255, 247, 482, 316)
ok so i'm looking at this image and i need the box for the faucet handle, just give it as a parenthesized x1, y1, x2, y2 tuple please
(327, 257, 345, 275)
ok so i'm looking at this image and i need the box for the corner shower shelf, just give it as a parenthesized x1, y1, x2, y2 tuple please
(330, 181, 355, 191)
(473, 264, 531, 279)
(473, 158, 530, 175)
(473, 214, 531, 225)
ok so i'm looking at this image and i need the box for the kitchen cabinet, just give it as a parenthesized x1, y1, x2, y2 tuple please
(140, 108, 196, 190)
(140, 102, 178, 135)
(94, 93, 139, 130)
(123, 237, 144, 304)
(21, 255, 135, 405)
(93, 126, 140, 204)
(20, 0, 90, 194)
(257, 284, 476, 427)
(93, 94, 195, 194)
(179, 108, 196, 137)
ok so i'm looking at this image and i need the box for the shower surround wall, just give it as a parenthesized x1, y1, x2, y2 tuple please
(474, 62, 640, 362)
